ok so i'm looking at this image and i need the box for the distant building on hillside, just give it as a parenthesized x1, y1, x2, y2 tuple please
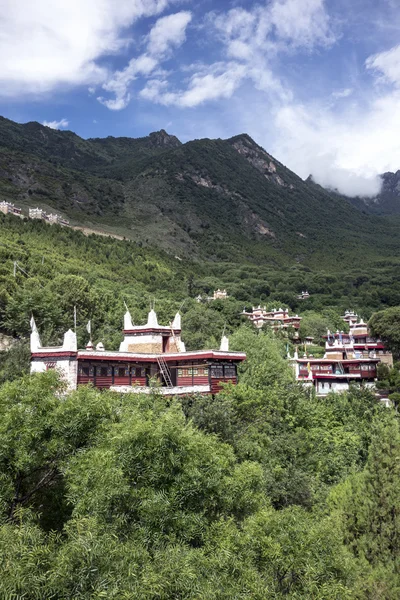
(196, 289, 229, 302)
(290, 315, 393, 397)
(213, 289, 228, 300)
(243, 306, 302, 330)
(47, 213, 70, 226)
(341, 310, 359, 328)
(297, 290, 310, 300)
(0, 201, 22, 217)
(29, 207, 48, 221)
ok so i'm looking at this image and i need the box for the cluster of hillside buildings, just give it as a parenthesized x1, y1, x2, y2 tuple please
(242, 306, 392, 398)
(29, 298, 393, 401)
(0, 201, 69, 226)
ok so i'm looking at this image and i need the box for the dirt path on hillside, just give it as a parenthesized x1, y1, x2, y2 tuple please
(71, 225, 125, 241)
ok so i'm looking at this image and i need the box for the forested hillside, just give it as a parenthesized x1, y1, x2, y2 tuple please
(1, 115, 400, 266)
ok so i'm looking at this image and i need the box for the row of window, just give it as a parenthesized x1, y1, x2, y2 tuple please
(79, 366, 147, 377)
(178, 367, 208, 377)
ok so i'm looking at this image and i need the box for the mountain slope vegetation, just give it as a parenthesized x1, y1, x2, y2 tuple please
(1, 116, 399, 267)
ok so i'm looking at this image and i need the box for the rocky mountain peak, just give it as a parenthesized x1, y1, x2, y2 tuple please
(148, 129, 181, 148)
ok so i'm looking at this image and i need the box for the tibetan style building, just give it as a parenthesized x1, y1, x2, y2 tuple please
(297, 291, 310, 300)
(0, 201, 22, 217)
(290, 316, 393, 397)
(243, 306, 302, 330)
(30, 309, 246, 395)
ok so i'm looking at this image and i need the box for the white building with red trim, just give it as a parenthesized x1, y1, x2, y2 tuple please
(0, 201, 22, 217)
(242, 306, 302, 330)
(30, 309, 246, 395)
(290, 318, 392, 396)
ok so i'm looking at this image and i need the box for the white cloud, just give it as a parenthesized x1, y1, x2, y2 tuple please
(42, 118, 69, 129)
(140, 62, 247, 107)
(332, 88, 353, 99)
(147, 0, 334, 109)
(366, 44, 400, 87)
(0, 0, 175, 96)
(147, 11, 192, 56)
(269, 0, 335, 49)
(269, 93, 400, 196)
(98, 11, 191, 110)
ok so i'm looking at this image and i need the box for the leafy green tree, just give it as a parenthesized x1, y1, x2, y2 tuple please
(369, 306, 400, 358)
(331, 413, 400, 597)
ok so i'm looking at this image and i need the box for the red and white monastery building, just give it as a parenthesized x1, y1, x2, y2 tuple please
(290, 316, 393, 397)
(242, 306, 302, 330)
(30, 309, 246, 396)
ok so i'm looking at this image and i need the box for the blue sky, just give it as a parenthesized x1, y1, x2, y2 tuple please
(1, 0, 400, 195)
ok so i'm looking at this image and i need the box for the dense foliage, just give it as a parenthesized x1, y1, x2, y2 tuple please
(0, 327, 399, 598)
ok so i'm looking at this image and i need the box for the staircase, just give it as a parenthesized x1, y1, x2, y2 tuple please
(157, 356, 173, 387)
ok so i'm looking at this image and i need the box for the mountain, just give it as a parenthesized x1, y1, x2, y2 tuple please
(1, 115, 399, 267)
(346, 171, 400, 215)
(308, 170, 400, 216)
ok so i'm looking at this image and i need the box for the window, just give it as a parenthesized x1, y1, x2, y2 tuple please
(211, 365, 224, 378)
(178, 369, 183, 376)
(193, 368, 198, 375)
(140, 368, 146, 377)
(188, 368, 193, 375)
(224, 365, 236, 378)
(117, 367, 125, 377)
(203, 367, 209, 376)
(81, 366, 89, 376)
(100, 367, 108, 377)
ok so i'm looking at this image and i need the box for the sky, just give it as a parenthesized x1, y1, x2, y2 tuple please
(1, 0, 400, 196)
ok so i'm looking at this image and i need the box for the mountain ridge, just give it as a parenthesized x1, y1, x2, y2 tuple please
(0, 115, 399, 267)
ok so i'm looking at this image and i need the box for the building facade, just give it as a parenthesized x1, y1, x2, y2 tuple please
(0, 201, 22, 216)
(243, 306, 302, 330)
(30, 309, 246, 395)
(29, 207, 48, 220)
(47, 213, 70, 226)
(290, 317, 393, 396)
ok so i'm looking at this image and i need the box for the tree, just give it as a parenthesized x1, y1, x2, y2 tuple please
(369, 306, 400, 358)
(331, 413, 400, 597)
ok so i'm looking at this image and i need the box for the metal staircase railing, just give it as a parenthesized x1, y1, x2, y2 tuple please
(157, 356, 173, 387)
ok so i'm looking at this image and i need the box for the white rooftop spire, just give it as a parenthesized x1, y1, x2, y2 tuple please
(124, 310, 133, 330)
(147, 308, 159, 327)
(220, 335, 229, 352)
(172, 312, 181, 329)
(30, 316, 42, 351)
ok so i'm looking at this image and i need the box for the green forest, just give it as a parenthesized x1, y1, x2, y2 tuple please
(2, 330, 400, 598)
(1, 211, 400, 598)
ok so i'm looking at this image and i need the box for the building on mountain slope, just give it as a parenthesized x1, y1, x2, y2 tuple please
(0, 201, 22, 217)
(297, 290, 310, 300)
(341, 310, 359, 328)
(290, 317, 392, 397)
(242, 306, 302, 330)
(30, 309, 245, 395)
(29, 207, 49, 221)
(213, 289, 228, 300)
(47, 213, 70, 226)
(196, 289, 229, 302)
